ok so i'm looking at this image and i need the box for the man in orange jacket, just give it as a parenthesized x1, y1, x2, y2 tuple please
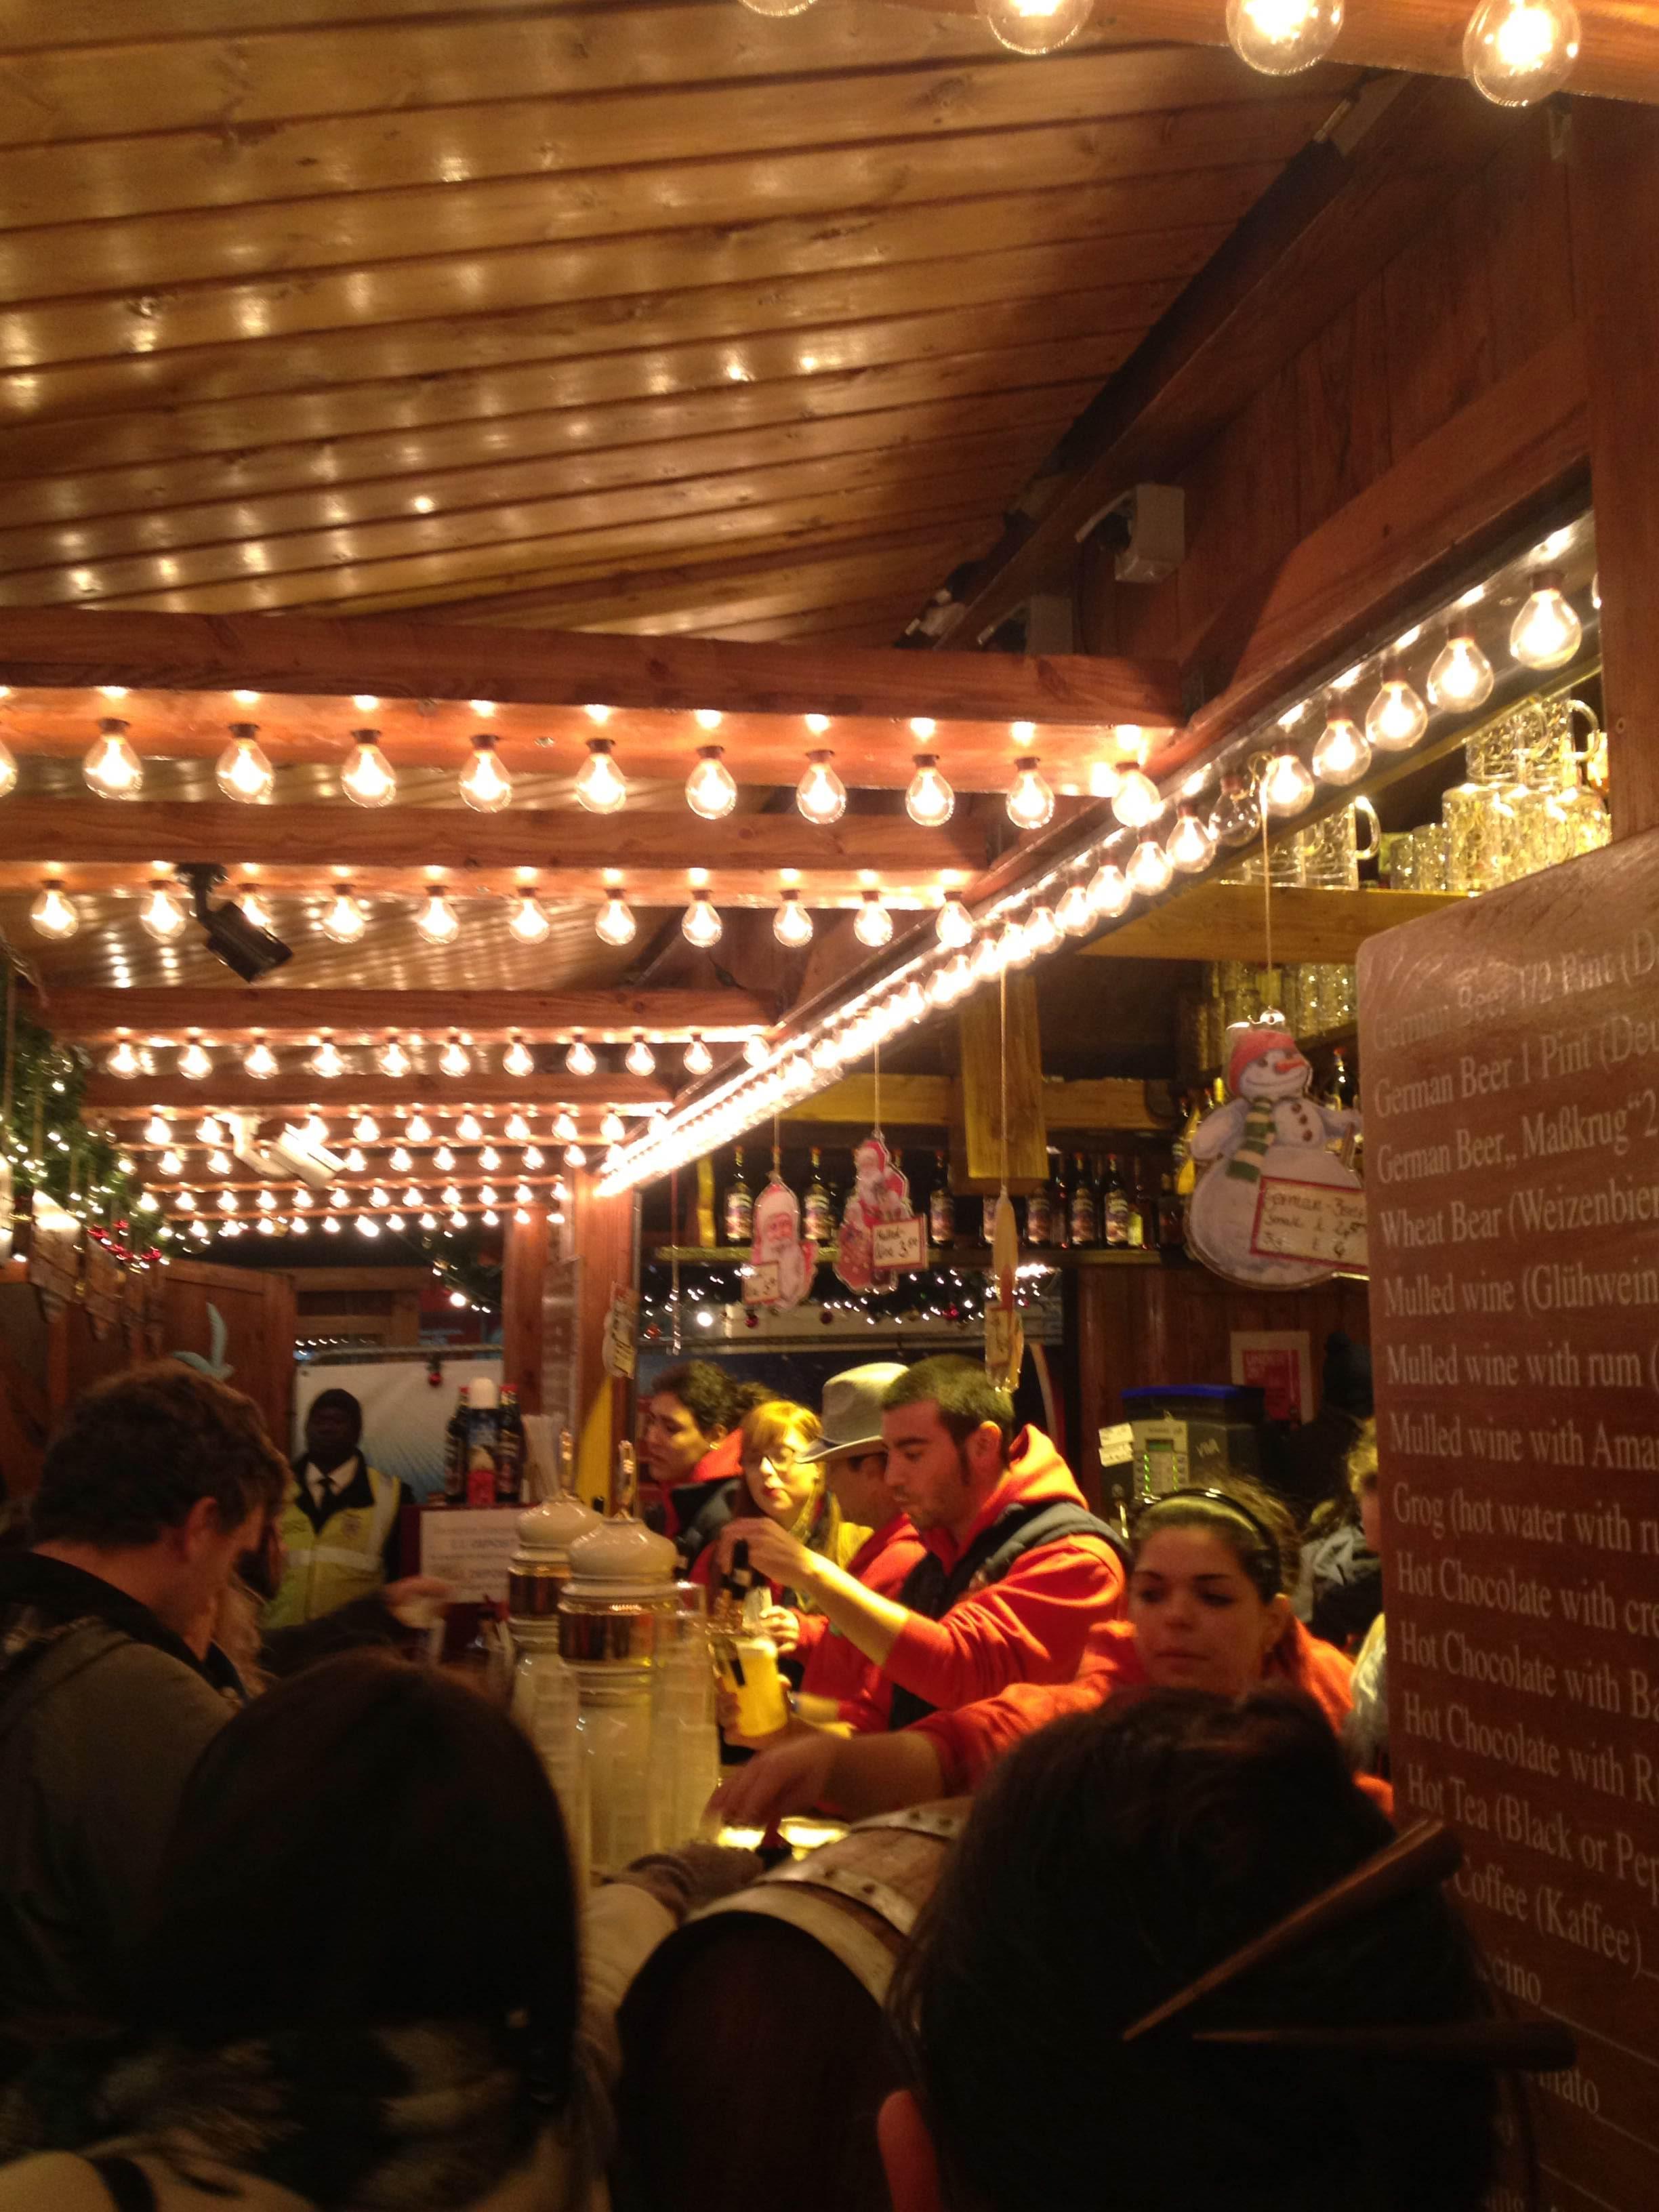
(720, 1355, 1126, 1733)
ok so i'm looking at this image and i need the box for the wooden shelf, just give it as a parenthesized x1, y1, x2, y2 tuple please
(647, 1244, 1169, 1268)
(1082, 882, 1465, 966)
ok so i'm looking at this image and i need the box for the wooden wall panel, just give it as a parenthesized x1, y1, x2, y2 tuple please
(161, 1261, 297, 1455)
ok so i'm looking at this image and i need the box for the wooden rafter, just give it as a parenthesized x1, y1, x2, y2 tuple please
(40, 987, 773, 1046)
(82, 1071, 670, 1114)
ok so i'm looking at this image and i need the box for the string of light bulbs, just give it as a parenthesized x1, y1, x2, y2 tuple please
(98, 1027, 741, 1082)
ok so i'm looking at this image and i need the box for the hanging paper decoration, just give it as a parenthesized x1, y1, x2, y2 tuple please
(983, 1190, 1023, 1391)
(1186, 1021, 1366, 1289)
(834, 1132, 923, 1291)
(747, 1172, 817, 1310)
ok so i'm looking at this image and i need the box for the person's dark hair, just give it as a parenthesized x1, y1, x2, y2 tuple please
(654, 1359, 737, 1437)
(1132, 1475, 1298, 1601)
(889, 1689, 1503, 2212)
(32, 1362, 290, 1550)
(882, 1355, 1015, 1450)
(730, 1378, 775, 1420)
(305, 1387, 363, 1437)
(131, 1652, 580, 2106)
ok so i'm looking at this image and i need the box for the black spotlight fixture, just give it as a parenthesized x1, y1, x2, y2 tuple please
(177, 863, 293, 983)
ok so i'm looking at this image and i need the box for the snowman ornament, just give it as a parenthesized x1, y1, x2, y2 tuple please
(1186, 1021, 1364, 1290)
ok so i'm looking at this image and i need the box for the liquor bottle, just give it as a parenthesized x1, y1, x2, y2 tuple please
(495, 1384, 525, 1504)
(466, 1376, 500, 1509)
(1170, 1089, 1204, 1200)
(440, 1386, 469, 1505)
(1069, 1151, 1099, 1248)
(723, 1147, 753, 1246)
(1025, 1170, 1054, 1248)
(803, 1145, 835, 1245)
(1157, 1171, 1185, 1250)
(1102, 1155, 1130, 1248)
(981, 1193, 999, 1245)
(928, 1149, 955, 1246)
(1126, 1161, 1148, 1250)
(1326, 1048, 1357, 1109)
(1050, 1151, 1070, 1248)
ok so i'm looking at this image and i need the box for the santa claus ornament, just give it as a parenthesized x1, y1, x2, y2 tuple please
(834, 1132, 920, 1292)
(748, 1170, 817, 1311)
(1186, 1019, 1366, 1290)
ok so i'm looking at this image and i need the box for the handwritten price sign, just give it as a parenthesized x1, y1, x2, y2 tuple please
(1250, 1176, 1369, 1271)
(872, 1216, 927, 1271)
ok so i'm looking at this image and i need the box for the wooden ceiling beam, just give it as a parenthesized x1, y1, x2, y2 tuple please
(934, 77, 1520, 651)
(41, 986, 772, 1046)
(82, 1071, 670, 1114)
(0, 607, 1183, 739)
(1081, 882, 1468, 964)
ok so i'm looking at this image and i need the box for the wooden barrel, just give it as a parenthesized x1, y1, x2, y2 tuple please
(615, 1801, 968, 2212)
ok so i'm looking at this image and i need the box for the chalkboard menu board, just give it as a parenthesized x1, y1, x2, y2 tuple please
(1361, 830, 1659, 2212)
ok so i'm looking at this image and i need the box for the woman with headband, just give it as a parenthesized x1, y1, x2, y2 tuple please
(715, 1479, 1374, 1827)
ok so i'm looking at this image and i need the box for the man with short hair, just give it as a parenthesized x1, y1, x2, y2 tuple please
(265, 1387, 406, 1629)
(0, 1364, 289, 2054)
(640, 1359, 743, 1572)
(724, 1355, 1126, 1731)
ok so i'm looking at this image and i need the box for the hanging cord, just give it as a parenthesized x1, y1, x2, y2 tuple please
(1259, 778, 1275, 999)
(1, 962, 16, 1151)
(873, 1032, 882, 1139)
(772, 1110, 781, 1180)
(998, 964, 1009, 1195)
(669, 1163, 681, 1353)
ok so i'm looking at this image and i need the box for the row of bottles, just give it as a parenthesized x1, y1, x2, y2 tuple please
(434, 1374, 526, 1508)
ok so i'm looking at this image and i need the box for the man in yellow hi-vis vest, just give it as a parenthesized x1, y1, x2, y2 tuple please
(265, 1389, 408, 1629)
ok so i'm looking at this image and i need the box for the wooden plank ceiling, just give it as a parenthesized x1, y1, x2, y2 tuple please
(0, 0, 1358, 649)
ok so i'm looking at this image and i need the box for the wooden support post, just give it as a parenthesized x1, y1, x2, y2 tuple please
(950, 970, 1049, 1191)
(1570, 102, 1659, 840)
(562, 1172, 638, 1513)
(500, 1205, 551, 1416)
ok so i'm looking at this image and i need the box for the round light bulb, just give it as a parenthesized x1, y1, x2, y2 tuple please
(744, 1035, 771, 1069)
(970, 930, 1006, 985)
(773, 889, 814, 947)
(682, 891, 722, 948)
(1463, 0, 1579, 103)
(739, 0, 817, 15)
(854, 889, 893, 947)
(1311, 714, 1372, 785)
(377, 1036, 411, 1078)
(1365, 677, 1429, 753)
(564, 1144, 587, 1170)
(588, 887, 635, 947)
(796, 750, 846, 825)
(684, 1034, 714, 1075)
(438, 1033, 471, 1077)
(369, 1185, 390, 1210)
(1427, 634, 1495, 711)
(180, 1037, 213, 1080)
(977, 0, 1094, 54)
(434, 1145, 455, 1171)
(342, 728, 396, 807)
(159, 1148, 183, 1175)
(1006, 756, 1055, 830)
(1166, 805, 1216, 873)
(600, 1109, 626, 1145)
(936, 895, 975, 949)
(1126, 836, 1174, 897)
(216, 724, 274, 803)
(218, 1191, 239, 1216)
(685, 745, 737, 821)
(504, 1113, 531, 1142)
(1057, 882, 1094, 935)
(1225, 0, 1343, 73)
(140, 878, 188, 943)
(459, 733, 512, 812)
(1510, 573, 1582, 670)
(238, 884, 276, 933)
(354, 1113, 380, 1143)
(308, 1035, 344, 1080)
(1208, 773, 1262, 848)
(83, 719, 142, 800)
(176, 1189, 196, 1212)
(320, 886, 367, 943)
(508, 890, 550, 944)
(244, 1038, 279, 1080)
(575, 737, 627, 814)
(624, 1033, 657, 1078)
(503, 1036, 535, 1078)
(392, 1146, 413, 1172)
(415, 889, 460, 945)
(405, 1112, 432, 1143)
(0, 737, 17, 799)
(1263, 750, 1317, 816)
(554, 1109, 579, 1143)
(106, 1038, 142, 1078)
(1027, 904, 1063, 955)
(403, 1187, 422, 1208)
(905, 754, 955, 828)
(1112, 766, 1163, 832)
(1088, 860, 1132, 918)
(566, 1035, 598, 1078)
(144, 1113, 171, 1145)
(30, 880, 81, 939)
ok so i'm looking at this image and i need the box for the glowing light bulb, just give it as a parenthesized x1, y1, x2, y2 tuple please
(854, 889, 893, 947)
(31, 876, 80, 937)
(403, 1187, 422, 1208)
(441, 1183, 462, 1210)
(1006, 755, 1055, 830)
(244, 1037, 279, 1080)
(1310, 714, 1372, 786)
(554, 1109, 579, 1143)
(1088, 860, 1132, 918)
(1208, 773, 1262, 848)
(369, 1185, 390, 1210)
(478, 1185, 497, 1209)
(1026, 904, 1062, 956)
(626, 1033, 656, 1076)
(144, 1112, 171, 1145)
(159, 1147, 183, 1175)
(414, 889, 459, 945)
(564, 1143, 587, 1169)
(341, 728, 397, 807)
(905, 753, 955, 827)
(1365, 678, 1429, 753)
(1111, 766, 1162, 829)
(693, 708, 724, 732)
(682, 890, 722, 948)
(976, 0, 1094, 54)
(796, 750, 846, 825)
(140, 878, 188, 942)
(600, 1108, 626, 1144)
(505, 1113, 531, 1143)
(1057, 882, 1094, 936)
(106, 1037, 141, 1078)
(773, 888, 813, 947)
(739, 0, 817, 15)
(309, 1034, 344, 1080)
(218, 1191, 239, 1216)
(1225, 0, 1343, 73)
(0, 737, 16, 798)
(1126, 836, 1174, 897)
(358, 1218, 382, 1240)
(505, 887, 550, 946)
(83, 718, 142, 800)
(1427, 634, 1494, 711)
(503, 1035, 535, 1078)
(238, 884, 275, 933)
(177, 1189, 196, 1212)
(575, 737, 626, 814)
(353, 1113, 379, 1143)
(216, 723, 274, 802)
(377, 1035, 411, 1078)
(439, 1033, 471, 1077)
(1463, 0, 1578, 102)
(566, 1034, 597, 1077)
(684, 1034, 714, 1074)
(176, 1033, 211, 1080)
(295, 1113, 325, 1147)
(1263, 750, 1316, 816)
(1166, 805, 1216, 873)
(459, 732, 512, 812)
(392, 1146, 413, 1173)
(970, 930, 1006, 985)
(685, 745, 737, 820)
(586, 884, 636, 948)
(320, 885, 367, 943)
(936, 895, 975, 949)
(1510, 573, 1582, 670)
(434, 1145, 455, 1170)
(405, 1111, 432, 1143)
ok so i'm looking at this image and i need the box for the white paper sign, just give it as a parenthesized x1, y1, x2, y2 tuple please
(742, 1262, 781, 1305)
(872, 1216, 927, 1271)
(417, 1507, 523, 1603)
(1250, 1177, 1368, 1272)
(1097, 1421, 1136, 1469)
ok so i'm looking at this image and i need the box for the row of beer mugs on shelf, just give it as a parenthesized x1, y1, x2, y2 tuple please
(1182, 962, 1357, 1072)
